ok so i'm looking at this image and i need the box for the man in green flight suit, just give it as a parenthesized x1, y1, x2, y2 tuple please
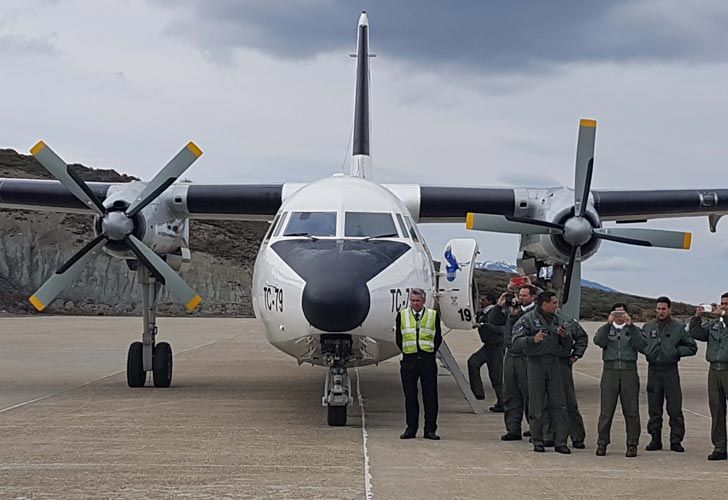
(642, 296, 698, 452)
(688, 293, 728, 461)
(558, 313, 588, 449)
(491, 285, 538, 441)
(512, 291, 574, 454)
(594, 303, 645, 457)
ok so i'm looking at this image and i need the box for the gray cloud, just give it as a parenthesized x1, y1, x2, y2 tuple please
(154, 0, 728, 71)
(0, 33, 57, 55)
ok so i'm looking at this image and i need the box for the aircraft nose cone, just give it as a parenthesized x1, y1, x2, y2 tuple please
(302, 272, 370, 332)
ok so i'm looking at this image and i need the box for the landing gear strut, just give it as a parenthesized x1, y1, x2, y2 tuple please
(126, 266, 173, 388)
(321, 335, 353, 426)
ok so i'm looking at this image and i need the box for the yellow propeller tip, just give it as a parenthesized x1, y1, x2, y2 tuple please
(30, 141, 47, 156)
(683, 233, 692, 250)
(579, 119, 597, 128)
(186, 295, 202, 312)
(465, 213, 475, 230)
(29, 295, 46, 311)
(186, 141, 203, 158)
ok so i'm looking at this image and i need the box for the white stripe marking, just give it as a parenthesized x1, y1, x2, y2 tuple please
(0, 334, 240, 414)
(356, 368, 373, 500)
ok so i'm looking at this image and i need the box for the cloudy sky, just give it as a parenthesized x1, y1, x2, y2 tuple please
(2, 0, 728, 304)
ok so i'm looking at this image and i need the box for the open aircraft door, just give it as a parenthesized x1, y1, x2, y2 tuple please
(436, 238, 479, 330)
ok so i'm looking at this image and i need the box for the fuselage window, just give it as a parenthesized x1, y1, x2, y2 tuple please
(404, 216, 420, 242)
(283, 211, 337, 237)
(395, 214, 408, 238)
(263, 214, 280, 242)
(345, 212, 399, 238)
(272, 212, 287, 237)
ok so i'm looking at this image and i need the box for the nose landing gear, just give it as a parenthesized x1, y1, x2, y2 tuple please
(321, 335, 353, 426)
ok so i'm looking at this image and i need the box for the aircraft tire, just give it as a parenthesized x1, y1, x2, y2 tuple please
(127, 341, 145, 388)
(153, 342, 173, 388)
(327, 405, 347, 426)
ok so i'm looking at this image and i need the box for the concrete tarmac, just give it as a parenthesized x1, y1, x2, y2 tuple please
(0, 317, 726, 499)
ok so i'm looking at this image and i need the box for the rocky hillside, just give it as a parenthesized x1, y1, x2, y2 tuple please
(0, 149, 267, 316)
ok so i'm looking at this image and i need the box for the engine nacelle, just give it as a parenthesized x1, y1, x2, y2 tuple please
(96, 182, 189, 260)
(518, 187, 602, 266)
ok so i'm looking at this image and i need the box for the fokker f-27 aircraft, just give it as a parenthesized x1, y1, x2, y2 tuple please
(1, 12, 727, 425)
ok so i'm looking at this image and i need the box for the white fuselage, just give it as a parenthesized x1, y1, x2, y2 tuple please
(252, 176, 435, 367)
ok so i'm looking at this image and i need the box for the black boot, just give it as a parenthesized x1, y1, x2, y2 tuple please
(645, 437, 662, 451)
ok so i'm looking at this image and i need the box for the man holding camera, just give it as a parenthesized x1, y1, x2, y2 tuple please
(594, 303, 645, 457)
(467, 293, 505, 411)
(642, 296, 698, 452)
(689, 293, 728, 461)
(491, 284, 537, 441)
(512, 291, 573, 454)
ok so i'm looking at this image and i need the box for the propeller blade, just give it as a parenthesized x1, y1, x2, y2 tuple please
(29, 234, 107, 311)
(30, 141, 106, 215)
(126, 142, 202, 217)
(466, 213, 563, 234)
(574, 119, 596, 217)
(560, 246, 582, 321)
(594, 227, 692, 249)
(124, 234, 201, 312)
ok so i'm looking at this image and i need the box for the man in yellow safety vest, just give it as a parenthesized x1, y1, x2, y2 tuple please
(395, 288, 443, 440)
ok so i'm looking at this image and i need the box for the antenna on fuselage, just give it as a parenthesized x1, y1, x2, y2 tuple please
(351, 11, 373, 179)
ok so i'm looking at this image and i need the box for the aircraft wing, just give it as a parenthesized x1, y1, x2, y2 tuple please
(0, 178, 284, 221)
(3, 178, 728, 228)
(387, 184, 728, 227)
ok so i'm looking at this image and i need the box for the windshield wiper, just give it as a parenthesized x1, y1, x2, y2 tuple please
(285, 232, 319, 241)
(364, 233, 399, 241)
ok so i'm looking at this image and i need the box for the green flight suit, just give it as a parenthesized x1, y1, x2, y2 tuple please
(689, 315, 728, 453)
(512, 308, 572, 447)
(558, 321, 588, 444)
(642, 317, 698, 444)
(594, 322, 645, 447)
(491, 304, 534, 435)
(468, 305, 505, 405)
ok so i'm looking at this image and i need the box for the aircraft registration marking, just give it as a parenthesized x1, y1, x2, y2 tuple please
(263, 285, 284, 312)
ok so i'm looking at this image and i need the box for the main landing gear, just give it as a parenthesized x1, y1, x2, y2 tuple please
(321, 335, 353, 426)
(126, 266, 173, 388)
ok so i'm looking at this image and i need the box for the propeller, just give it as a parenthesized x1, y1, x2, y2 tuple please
(466, 119, 692, 320)
(27, 141, 203, 313)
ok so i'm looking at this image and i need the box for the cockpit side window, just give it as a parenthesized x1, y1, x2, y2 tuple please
(263, 213, 280, 243)
(272, 212, 287, 237)
(404, 216, 420, 242)
(395, 214, 408, 239)
(345, 212, 399, 238)
(283, 211, 337, 237)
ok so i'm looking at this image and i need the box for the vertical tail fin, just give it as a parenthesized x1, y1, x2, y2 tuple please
(351, 11, 372, 178)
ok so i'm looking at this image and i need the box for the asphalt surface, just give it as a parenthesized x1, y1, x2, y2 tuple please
(1, 317, 726, 499)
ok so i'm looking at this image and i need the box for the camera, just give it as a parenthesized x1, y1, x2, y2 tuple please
(505, 293, 519, 308)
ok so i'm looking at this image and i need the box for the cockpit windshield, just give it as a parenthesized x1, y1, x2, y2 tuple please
(345, 212, 399, 238)
(283, 211, 337, 237)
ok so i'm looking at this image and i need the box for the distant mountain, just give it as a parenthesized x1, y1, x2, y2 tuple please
(475, 260, 618, 293)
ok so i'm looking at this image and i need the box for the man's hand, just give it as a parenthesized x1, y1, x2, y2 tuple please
(497, 293, 508, 307)
(624, 314, 633, 326)
(534, 331, 547, 343)
(569, 356, 579, 365)
(557, 324, 569, 337)
(607, 313, 615, 325)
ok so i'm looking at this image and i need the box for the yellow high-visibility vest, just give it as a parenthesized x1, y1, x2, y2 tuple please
(400, 307, 437, 354)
